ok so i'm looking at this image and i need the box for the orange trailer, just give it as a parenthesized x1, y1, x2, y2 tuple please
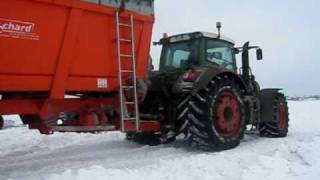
(0, 0, 158, 133)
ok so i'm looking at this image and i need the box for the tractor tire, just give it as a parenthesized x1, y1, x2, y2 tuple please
(176, 93, 191, 134)
(0, 116, 4, 129)
(126, 132, 176, 146)
(186, 75, 246, 151)
(259, 93, 289, 137)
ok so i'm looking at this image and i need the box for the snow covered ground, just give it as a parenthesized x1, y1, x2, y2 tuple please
(0, 100, 320, 180)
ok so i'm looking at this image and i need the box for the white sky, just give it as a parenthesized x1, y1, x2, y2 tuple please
(150, 0, 320, 96)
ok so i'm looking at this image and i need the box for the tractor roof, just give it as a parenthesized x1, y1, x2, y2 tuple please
(161, 31, 235, 45)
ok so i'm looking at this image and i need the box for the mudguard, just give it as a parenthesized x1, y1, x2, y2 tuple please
(192, 66, 247, 92)
(258, 89, 282, 123)
(149, 67, 247, 96)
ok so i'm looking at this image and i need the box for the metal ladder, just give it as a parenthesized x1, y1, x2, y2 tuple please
(116, 11, 140, 132)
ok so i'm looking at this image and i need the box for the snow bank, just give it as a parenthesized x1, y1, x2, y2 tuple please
(1, 101, 320, 180)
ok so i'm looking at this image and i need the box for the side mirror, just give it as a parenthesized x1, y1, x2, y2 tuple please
(256, 48, 263, 60)
(153, 41, 161, 46)
(232, 48, 240, 54)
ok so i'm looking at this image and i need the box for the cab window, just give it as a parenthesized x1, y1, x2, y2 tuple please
(205, 40, 236, 71)
(160, 40, 199, 71)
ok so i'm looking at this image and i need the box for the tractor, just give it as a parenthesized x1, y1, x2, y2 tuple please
(129, 23, 289, 150)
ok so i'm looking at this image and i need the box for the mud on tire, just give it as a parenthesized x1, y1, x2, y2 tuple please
(259, 93, 289, 137)
(186, 75, 246, 151)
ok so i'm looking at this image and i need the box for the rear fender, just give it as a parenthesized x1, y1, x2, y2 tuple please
(258, 89, 282, 123)
(193, 69, 247, 92)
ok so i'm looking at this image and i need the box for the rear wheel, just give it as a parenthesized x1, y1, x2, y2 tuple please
(0, 116, 4, 129)
(187, 75, 246, 151)
(259, 93, 289, 137)
(176, 93, 191, 134)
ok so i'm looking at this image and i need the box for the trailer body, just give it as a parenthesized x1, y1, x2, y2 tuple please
(0, 0, 153, 96)
(0, 0, 157, 133)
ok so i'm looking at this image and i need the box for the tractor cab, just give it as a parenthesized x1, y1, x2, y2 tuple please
(157, 32, 237, 72)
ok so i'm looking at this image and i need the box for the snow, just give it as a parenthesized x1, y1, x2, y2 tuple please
(1, 100, 320, 180)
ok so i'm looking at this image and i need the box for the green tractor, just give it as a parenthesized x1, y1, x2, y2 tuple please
(129, 23, 289, 150)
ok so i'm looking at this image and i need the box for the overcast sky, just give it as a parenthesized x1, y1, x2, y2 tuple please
(150, 0, 320, 96)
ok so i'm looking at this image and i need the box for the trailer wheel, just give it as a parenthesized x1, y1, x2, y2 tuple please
(0, 116, 4, 129)
(20, 115, 53, 134)
(259, 93, 289, 137)
(126, 132, 176, 146)
(187, 75, 246, 151)
(20, 115, 40, 125)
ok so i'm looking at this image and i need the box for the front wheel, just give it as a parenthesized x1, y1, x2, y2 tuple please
(259, 92, 289, 137)
(187, 75, 246, 151)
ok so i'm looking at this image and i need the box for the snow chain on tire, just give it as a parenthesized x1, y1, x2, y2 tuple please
(186, 75, 246, 151)
(259, 93, 289, 137)
(176, 92, 192, 134)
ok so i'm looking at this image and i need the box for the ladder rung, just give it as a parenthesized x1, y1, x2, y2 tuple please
(120, 54, 133, 58)
(119, 23, 132, 27)
(120, 38, 132, 42)
(124, 118, 137, 120)
(121, 70, 134, 73)
(125, 102, 135, 105)
(122, 86, 134, 89)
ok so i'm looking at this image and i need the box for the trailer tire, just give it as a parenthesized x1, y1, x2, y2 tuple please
(20, 115, 40, 125)
(259, 93, 289, 137)
(0, 116, 4, 129)
(187, 75, 246, 151)
(126, 132, 176, 146)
